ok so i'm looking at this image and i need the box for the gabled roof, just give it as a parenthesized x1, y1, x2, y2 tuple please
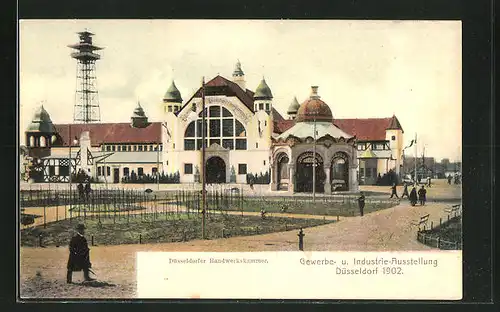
(333, 118, 394, 141)
(52, 122, 162, 147)
(178, 75, 255, 114)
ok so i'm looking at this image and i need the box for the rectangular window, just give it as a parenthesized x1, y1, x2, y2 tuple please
(222, 139, 234, 150)
(49, 165, 56, 176)
(122, 145, 127, 151)
(238, 164, 247, 175)
(259, 103, 264, 110)
(196, 120, 207, 137)
(196, 139, 207, 150)
(106, 145, 111, 152)
(59, 165, 69, 176)
(97, 167, 102, 176)
(159, 145, 162, 151)
(117, 146, 121, 152)
(184, 163, 193, 174)
(222, 119, 234, 136)
(210, 119, 221, 137)
(263, 160, 266, 165)
(152, 167, 158, 175)
(185, 139, 195, 150)
(138, 167, 144, 176)
(209, 106, 220, 117)
(107, 166, 111, 176)
(235, 139, 247, 150)
(256, 142, 259, 148)
(168, 106, 172, 112)
(265, 103, 270, 111)
(360, 168, 365, 177)
(123, 167, 130, 176)
(112, 145, 116, 151)
(133, 145, 137, 151)
(138, 145, 143, 151)
(127, 145, 131, 151)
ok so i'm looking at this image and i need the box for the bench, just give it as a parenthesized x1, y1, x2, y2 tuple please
(444, 204, 461, 214)
(410, 214, 430, 231)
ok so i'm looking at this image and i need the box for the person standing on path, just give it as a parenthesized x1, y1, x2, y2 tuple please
(67, 223, 94, 283)
(409, 185, 418, 206)
(427, 176, 432, 187)
(401, 183, 409, 198)
(357, 192, 365, 216)
(389, 183, 399, 199)
(418, 185, 427, 206)
(447, 175, 452, 185)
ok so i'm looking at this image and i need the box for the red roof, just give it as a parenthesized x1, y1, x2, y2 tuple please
(333, 118, 393, 141)
(52, 122, 162, 147)
(274, 117, 401, 141)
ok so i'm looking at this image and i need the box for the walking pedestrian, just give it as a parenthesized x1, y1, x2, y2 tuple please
(67, 223, 94, 283)
(357, 192, 365, 216)
(427, 176, 432, 187)
(418, 185, 427, 206)
(389, 183, 399, 199)
(447, 175, 452, 185)
(409, 185, 418, 206)
(401, 182, 409, 198)
(84, 183, 91, 201)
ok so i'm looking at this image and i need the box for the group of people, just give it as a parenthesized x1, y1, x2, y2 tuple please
(77, 182, 92, 201)
(391, 182, 427, 206)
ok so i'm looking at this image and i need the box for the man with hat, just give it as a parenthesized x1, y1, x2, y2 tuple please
(67, 223, 94, 283)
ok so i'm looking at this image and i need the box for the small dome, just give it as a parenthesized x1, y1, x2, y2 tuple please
(295, 86, 333, 123)
(132, 102, 147, 118)
(27, 105, 55, 132)
(163, 81, 182, 103)
(253, 78, 273, 100)
(287, 96, 300, 114)
(233, 60, 244, 77)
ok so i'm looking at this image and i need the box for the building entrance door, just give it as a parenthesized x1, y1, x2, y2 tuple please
(206, 156, 226, 183)
(113, 168, 120, 183)
(295, 152, 325, 193)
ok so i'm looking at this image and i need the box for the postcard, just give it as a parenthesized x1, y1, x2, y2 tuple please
(18, 19, 462, 300)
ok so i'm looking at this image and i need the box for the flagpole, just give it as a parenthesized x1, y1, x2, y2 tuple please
(414, 133, 417, 184)
(201, 77, 206, 240)
(312, 114, 316, 203)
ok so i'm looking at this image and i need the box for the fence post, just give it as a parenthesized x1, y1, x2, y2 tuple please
(431, 221, 433, 230)
(91, 235, 94, 246)
(437, 237, 440, 249)
(337, 215, 339, 221)
(139, 234, 142, 244)
(439, 218, 442, 227)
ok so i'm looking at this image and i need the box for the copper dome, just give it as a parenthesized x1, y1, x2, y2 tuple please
(295, 86, 333, 123)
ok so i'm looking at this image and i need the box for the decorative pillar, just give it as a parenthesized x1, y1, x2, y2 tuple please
(270, 162, 278, 191)
(323, 165, 331, 194)
(288, 164, 295, 193)
(349, 166, 359, 192)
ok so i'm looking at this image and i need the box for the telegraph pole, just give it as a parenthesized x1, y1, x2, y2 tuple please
(68, 124, 72, 220)
(312, 115, 317, 204)
(414, 133, 418, 184)
(201, 77, 206, 240)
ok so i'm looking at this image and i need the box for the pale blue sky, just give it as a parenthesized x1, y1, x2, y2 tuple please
(19, 20, 462, 161)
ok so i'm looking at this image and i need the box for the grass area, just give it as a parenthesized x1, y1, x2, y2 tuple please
(224, 197, 398, 217)
(419, 216, 462, 250)
(20, 213, 333, 247)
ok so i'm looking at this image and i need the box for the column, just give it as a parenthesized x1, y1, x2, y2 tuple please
(270, 162, 278, 191)
(288, 164, 295, 193)
(349, 166, 359, 192)
(323, 165, 331, 194)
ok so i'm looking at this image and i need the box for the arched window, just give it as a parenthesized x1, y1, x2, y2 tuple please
(39, 136, 46, 147)
(184, 105, 247, 150)
(29, 136, 35, 147)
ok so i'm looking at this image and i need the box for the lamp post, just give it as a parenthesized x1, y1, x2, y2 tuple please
(312, 113, 317, 204)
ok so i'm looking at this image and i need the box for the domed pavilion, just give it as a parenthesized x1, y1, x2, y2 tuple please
(270, 86, 358, 193)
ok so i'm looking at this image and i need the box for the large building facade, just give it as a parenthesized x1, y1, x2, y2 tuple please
(23, 61, 404, 192)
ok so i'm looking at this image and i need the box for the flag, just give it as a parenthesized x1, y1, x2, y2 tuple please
(405, 139, 415, 149)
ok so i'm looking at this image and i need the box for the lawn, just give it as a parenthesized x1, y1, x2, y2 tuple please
(20, 213, 334, 247)
(419, 215, 462, 250)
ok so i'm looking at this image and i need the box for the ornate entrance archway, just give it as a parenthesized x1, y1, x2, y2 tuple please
(331, 152, 349, 191)
(206, 156, 226, 183)
(296, 152, 325, 193)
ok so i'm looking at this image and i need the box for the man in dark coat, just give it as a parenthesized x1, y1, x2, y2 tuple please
(67, 223, 94, 283)
(401, 183, 409, 198)
(357, 192, 366, 216)
(447, 175, 452, 185)
(84, 183, 91, 201)
(418, 185, 427, 206)
(389, 183, 399, 199)
(77, 183, 84, 200)
(409, 185, 418, 206)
